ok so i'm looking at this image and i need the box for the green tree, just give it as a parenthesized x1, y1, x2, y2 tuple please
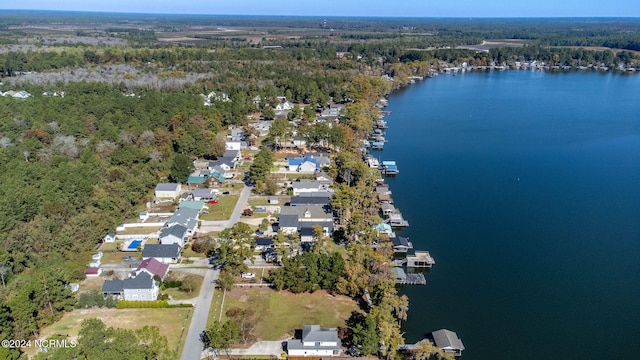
(170, 153, 194, 183)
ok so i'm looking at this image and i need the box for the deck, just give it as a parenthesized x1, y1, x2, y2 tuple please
(395, 273, 427, 285)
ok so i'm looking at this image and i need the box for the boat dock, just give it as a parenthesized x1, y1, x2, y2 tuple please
(393, 267, 427, 285)
(380, 160, 399, 175)
(385, 212, 409, 227)
(406, 251, 436, 268)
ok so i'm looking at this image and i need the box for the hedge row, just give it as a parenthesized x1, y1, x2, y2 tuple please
(115, 300, 193, 309)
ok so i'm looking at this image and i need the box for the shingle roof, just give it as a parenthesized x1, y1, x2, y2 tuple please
(102, 279, 124, 293)
(291, 180, 320, 189)
(155, 183, 180, 191)
(255, 237, 274, 246)
(392, 236, 410, 248)
(280, 206, 333, 220)
(302, 325, 340, 342)
(136, 258, 169, 278)
(279, 215, 299, 228)
(160, 224, 188, 240)
(123, 272, 155, 290)
(142, 244, 181, 259)
(432, 329, 465, 351)
(290, 196, 330, 206)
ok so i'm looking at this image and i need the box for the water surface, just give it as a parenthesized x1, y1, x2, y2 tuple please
(379, 71, 640, 360)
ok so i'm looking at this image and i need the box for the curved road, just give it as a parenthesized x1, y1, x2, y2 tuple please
(181, 185, 252, 360)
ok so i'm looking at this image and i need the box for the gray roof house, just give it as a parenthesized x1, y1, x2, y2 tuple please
(287, 325, 342, 356)
(432, 329, 465, 356)
(165, 207, 200, 234)
(101, 272, 159, 301)
(159, 224, 189, 247)
(279, 206, 334, 241)
(142, 244, 181, 264)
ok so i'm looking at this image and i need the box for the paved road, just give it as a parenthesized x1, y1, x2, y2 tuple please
(227, 185, 253, 228)
(180, 267, 219, 360)
(181, 187, 252, 360)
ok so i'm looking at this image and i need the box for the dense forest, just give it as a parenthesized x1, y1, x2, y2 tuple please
(0, 13, 638, 359)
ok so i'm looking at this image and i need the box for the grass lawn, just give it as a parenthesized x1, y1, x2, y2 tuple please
(200, 195, 239, 220)
(30, 307, 192, 357)
(221, 288, 358, 341)
(181, 245, 206, 258)
(163, 273, 204, 300)
(98, 242, 142, 264)
(117, 226, 161, 235)
(207, 287, 226, 327)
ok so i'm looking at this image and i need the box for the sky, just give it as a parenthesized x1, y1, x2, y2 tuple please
(2, 0, 640, 18)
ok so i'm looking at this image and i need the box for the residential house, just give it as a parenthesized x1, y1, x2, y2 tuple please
(142, 244, 181, 264)
(164, 207, 199, 235)
(159, 224, 189, 247)
(103, 232, 116, 243)
(255, 237, 274, 252)
(298, 191, 333, 198)
(431, 329, 465, 356)
(286, 325, 342, 356)
(225, 141, 241, 151)
(289, 196, 330, 207)
(315, 171, 333, 186)
(134, 258, 169, 280)
(230, 130, 245, 142)
(155, 183, 181, 199)
(279, 206, 334, 241)
(192, 188, 217, 201)
(223, 149, 242, 162)
(101, 272, 159, 301)
(85, 267, 102, 277)
(291, 180, 322, 196)
(390, 236, 413, 252)
(288, 157, 319, 173)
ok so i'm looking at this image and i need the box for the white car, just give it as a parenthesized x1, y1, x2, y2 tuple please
(241, 272, 256, 279)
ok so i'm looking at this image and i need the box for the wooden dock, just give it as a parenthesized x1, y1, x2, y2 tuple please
(393, 267, 427, 285)
(396, 273, 427, 285)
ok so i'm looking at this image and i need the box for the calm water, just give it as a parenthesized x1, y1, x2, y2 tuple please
(379, 71, 640, 360)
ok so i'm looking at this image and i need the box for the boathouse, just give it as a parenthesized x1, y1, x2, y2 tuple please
(431, 329, 465, 356)
(406, 251, 435, 268)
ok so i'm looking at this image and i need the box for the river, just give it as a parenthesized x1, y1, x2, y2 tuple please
(377, 70, 640, 360)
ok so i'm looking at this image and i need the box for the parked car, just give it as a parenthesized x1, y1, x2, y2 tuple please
(207, 199, 218, 204)
(244, 157, 252, 160)
(122, 255, 133, 261)
(222, 191, 230, 195)
(241, 272, 256, 279)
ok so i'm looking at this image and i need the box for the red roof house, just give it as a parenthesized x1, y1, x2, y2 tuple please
(135, 258, 169, 280)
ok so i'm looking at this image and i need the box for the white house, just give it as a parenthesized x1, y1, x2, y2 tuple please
(287, 325, 341, 356)
(103, 232, 116, 243)
(291, 180, 321, 196)
(159, 224, 189, 247)
(225, 141, 241, 151)
(155, 183, 181, 199)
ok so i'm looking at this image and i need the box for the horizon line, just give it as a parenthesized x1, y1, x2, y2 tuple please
(1, 9, 640, 19)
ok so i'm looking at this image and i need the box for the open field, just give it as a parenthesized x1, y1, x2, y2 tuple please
(210, 288, 358, 341)
(200, 194, 239, 220)
(28, 307, 192, 357)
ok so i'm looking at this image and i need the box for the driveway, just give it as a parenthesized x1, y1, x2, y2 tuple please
(227, 185, 253, 228)
(215, 341, 285, 357)
(198, 185, 253, 233)
(179, 267, 219, 360)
